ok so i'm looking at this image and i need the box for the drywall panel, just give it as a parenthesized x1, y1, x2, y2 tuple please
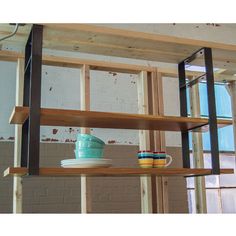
(0, 61, 16, 141)
(162, 76, 181, 147)
(40, 65, 81, 143)
(90, 70, 139, 145)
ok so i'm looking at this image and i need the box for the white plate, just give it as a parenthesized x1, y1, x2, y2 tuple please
(61, 158, 111, 164)
(61, 163, 112, 168)
(60, 159, 112, 168)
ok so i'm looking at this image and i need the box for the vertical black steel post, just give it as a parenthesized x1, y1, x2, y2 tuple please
(21, 120, 29, 167)
(21, 31, 32, 167)
(20, 24, 43, 175)
(28, 25, 43, 175)
(204, 47, 220, 174)
(178, 61, 190, 168)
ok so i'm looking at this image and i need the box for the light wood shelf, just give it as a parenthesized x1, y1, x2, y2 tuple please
(4, 167, 234, 177)
(9, 106, 232, 132)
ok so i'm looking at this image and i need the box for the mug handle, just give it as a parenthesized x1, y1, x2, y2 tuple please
(165, 154, 173, 167)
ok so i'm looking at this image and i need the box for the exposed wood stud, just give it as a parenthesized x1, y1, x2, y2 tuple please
(80, 64, 92, 213)
(80, 64, 90, 134)
(0, 50, 236, 81)
(148, 70, 166, 213)
(227, 81, 236, 156)
(189, 79, 207, 213)
(156, 70, 169, 213)
(138, 71, 153, 213)
(13, 58, 24, 213)
(147, 71, 158, 213)
(226, 80, 236, 215)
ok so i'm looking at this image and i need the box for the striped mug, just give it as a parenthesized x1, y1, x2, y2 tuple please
(138, 150, 153, 168)
(153, 151, 172, 168)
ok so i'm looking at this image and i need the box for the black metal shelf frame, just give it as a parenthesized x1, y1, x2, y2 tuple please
(21, 24, 43, 175)
(19, 24, 221, 175)
(178, 47, 220, 175)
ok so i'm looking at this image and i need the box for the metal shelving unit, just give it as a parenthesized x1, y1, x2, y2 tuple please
(2, 24, 234, 214)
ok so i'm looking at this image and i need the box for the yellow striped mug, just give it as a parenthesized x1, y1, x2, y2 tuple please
(138, 150, 153, 168)
(153, 152, 172, 168)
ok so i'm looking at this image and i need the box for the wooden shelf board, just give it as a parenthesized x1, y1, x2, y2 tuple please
(9, 106, 232, 132)
(4, 167, 234, 177)
(1, 24, 236, 72)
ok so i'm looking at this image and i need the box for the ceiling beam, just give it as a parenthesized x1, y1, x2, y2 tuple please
(0, 49, 235, 82)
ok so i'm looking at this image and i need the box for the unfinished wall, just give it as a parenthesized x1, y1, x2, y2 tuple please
(0, 142, 187, 213)
(0, 60, 181, 146)
(0, 53, 186, 213)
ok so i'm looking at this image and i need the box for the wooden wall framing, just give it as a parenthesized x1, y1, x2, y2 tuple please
(137, 70, 169, 213)
(13, 58, 24, 213)
(80, 65, 92, 213)
(0, 50, 235, 82)
(189, 80, 207, 213)
(137, 71, 153, 213)
(9, 54, 215, 214)
(227, 81, 236, 156)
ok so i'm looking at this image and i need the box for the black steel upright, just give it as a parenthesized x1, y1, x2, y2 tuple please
(20, 24, 43, 175)
(204, 48, 220, 174)
(21, 30, 32, 167)
(178, 61, 190, 168)
(178, 47, 220, 175)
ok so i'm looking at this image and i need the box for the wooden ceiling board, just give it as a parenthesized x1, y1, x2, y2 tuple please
(1, 23, 236, 73)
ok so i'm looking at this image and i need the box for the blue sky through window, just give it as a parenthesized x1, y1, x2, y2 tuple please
(187, 83, 234, 151)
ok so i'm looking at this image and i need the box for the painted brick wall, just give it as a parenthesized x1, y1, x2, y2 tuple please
(0, 142, 188, 213)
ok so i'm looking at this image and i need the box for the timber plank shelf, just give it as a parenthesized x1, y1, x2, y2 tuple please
(10, 106, 232, 132)
(3, 167, 234, 177)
